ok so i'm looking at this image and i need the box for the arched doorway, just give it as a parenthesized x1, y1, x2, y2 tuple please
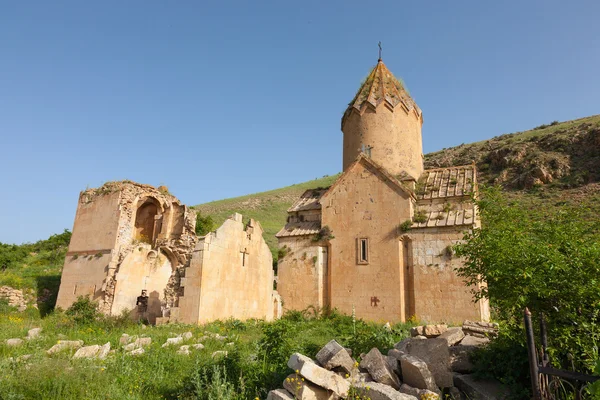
(135, 200, 159, 244)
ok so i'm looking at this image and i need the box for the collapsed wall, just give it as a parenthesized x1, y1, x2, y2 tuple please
(55, 181, 197, 323)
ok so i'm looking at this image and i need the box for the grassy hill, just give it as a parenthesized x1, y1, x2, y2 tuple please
(195, 114, 600, 256)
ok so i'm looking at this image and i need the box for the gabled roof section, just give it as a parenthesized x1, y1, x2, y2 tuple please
(342, 60, 421, 126)
(417, 164, 477, 200)
(287, 188, 328, 213)
(411, 209, 476, 229)
(275, 221, 321, 238)
(321, 154, 415, 203)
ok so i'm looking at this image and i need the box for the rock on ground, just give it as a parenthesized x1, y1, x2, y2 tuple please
(283, 374, 336, 400)
(162, 337, 184, 347)
(438, 327, 465, 346)
(400, 354, 439, 393)
(403, 338, 453, 388)
(47, 340, 84, 355)
(181, 331, 193, 340)
(353, 381, 418, 400)
(288, 353, 350, 397)
(453, 373, 509, 399)
(411, 325, 447, 338)
(212, 351, 228, 358)
(449, 346, 476, 373)
(267, 389, 295, 400)
(359, 348, 401, 389)
(6, 338, 24, 347)
(73, 345, 102, 359)
(128, 348, 145, 356)
(26, 328, 42, 340)
(459, 335, 490, 347)
(192, 343, 205, 350)
(177, 345, 190, 355)
(315, 339, 355, 373)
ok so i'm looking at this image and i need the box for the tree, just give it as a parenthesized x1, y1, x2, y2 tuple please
(195, 212, 216, 236)
(455, 187, 600, 372)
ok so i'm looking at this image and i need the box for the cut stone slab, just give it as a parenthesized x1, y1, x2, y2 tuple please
(73, 345, 101, 359)
(26, 328, 42, 340)
(267, 389, 295, 400)
(403, 338, 453, 388)
(181, 331, 193, 340)
(459, 335, 490, 347)
(6, 338, 24, 347)
(98, 342, 111, 359)
(449, 346, 476, 373)
(354, 381, 418, 400)
(399, 384, 420, 397)
(315, 339, 355, 373)
(162, 337, 184, 347)
(400, 354, 439, 393)
(394, 338, 411, 352)
(128, 348, 145, 356)
(192, 343, 205, 350)
(136, 337, 152, 347)
(453, 373, 509, 399)
(119, 334, 133, 345)
(288, 353, 350, 397)
(177, 345, 190, 355)
(47, 340, 84, 355)
(359, 348, 401, 389)
(438, 327, 465, 346)
(411, 325, 447, 338)
(462, 321, 499, 338)
(283, 374, 336, 400)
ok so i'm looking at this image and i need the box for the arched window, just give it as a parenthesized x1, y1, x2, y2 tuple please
(135, 201, 159, 243)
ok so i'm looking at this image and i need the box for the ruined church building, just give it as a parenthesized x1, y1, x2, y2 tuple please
(56, 56, 488, 325)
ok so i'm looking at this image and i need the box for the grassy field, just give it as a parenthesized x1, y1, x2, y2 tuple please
(0, 301, 414, 400)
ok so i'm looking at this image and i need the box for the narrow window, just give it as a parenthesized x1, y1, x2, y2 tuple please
(358, 238, 369, 264)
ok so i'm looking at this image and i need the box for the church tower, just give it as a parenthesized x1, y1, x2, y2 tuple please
(341, 57, 424, 180)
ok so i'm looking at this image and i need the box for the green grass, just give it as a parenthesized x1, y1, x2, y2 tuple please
(0, 303, 414, 400)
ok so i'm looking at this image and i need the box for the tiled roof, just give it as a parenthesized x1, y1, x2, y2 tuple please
(275, 222, 321, 238)
(417, 165, 476, 200)
(287, 189, 328, 212)
(412, 209, 475, 229)
(344, 60, 421, 117)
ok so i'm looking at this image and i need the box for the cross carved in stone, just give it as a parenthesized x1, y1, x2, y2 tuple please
(240, 247, 249, 267)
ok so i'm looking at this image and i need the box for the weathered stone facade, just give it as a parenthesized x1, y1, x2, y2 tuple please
(276, 59, 489, 324)
(56, 182, 280, 324)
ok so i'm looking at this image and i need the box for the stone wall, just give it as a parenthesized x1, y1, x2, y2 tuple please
(178, 214, 277, 324)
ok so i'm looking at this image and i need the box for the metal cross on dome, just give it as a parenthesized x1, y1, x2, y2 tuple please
(378, 41, 382, 61)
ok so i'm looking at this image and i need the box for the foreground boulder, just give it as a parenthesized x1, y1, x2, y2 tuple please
(438, 327, 465, 346)
(359, 348, 401, 389)
(459, 335, 490, 347)
(399, 354, 439, 393)
(47, 340, 84, 355)
(402, 338, 453, 388)
(288, 353, 350, 397)
(283, 374, 336, 400)
(315, 340, 355, 373)
(354, 381, 418, 400)
(267, 389, 294, 400)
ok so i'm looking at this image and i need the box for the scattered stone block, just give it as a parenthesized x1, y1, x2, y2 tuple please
(6, 338, 24, 347)
(98, 342, 111, 359)
(383, 322, 392, 331)
(283, 374, 335, 399)
(73, 345, 102, 359)
(394, 338, 411, 352)
(462, 321, 499, 338)
(47, 340, 84, 355)
(177, 345, 190, 355)
(123, 343, 137, 352)
(315, 339, 355, 373)
(400, 354, 438, 393)
(288, 353, 350, 397)
(119, 334, 132, 345)
(359, 348, 400, 389)
(192, 343, 205, 350)
(354, 381, 418, 400)
(411, 325, 447, 338)
(16, 354, 32, 362)
(26, 328, 42, 340)
(404, 338, 453, 388)
(267, 389, 295, 400)
(449, 346, 476, 373)
(453, 373, 508, 399)
(128, 348, 145, 356)
(459, 335, 490, 347)
(438, 328, 465, 346)
(212, 350, 228, 358)
(181, 331, 193, 340)
(162, 337, 184, 347)
(136, 337, 152, 347)
(399, 383, 420, 397)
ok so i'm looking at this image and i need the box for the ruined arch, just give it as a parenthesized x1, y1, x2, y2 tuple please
(134, 197, 162, 244)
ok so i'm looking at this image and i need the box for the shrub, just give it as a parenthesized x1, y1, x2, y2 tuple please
(399, 220, 412, 232)
(196, 212, 216, 236)
(313, 226, 334, 242)
(412, 210, 427, 224)
(66, 296, 100, 325)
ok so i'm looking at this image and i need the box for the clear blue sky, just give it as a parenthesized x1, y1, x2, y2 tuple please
(1, 1, 599, 244)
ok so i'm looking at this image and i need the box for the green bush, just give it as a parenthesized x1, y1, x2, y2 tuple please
(196, 212, 216, 236)
(65, 296, 100, 325)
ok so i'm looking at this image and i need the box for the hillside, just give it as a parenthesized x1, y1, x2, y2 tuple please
(195, 114, 600, 256)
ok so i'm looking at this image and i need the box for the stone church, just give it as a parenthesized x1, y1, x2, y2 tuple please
(276, 58, 489, 324)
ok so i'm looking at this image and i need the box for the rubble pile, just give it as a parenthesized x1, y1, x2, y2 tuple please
(267, 321, 506, 400)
